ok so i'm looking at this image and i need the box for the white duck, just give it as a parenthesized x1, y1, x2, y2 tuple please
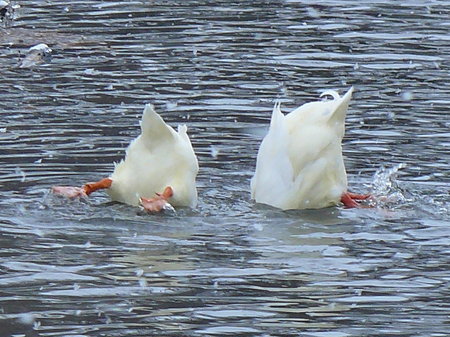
(53, 104, 199, 212)
(251, 87, 369, 210)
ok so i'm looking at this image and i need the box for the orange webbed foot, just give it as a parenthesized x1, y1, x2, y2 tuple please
(345, 192, 371, 201)
(52, 186, 88, 198)
(52, 178, 113, 199)
(139, 186, 174, 213)
(83, 178, 113, 195)
(341, 191, 372, 208)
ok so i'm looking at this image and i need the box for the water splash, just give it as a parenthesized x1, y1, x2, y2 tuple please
(367, 163, 408, 208)
(367, 164, 449, 218)
(210, 145, 219, 158)
(14, 166, 26, 182)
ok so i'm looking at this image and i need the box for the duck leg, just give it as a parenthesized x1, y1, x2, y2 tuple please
(52, 178, 113, 198)
(340, 191, 371, 208)
(139, 186, 174, 213)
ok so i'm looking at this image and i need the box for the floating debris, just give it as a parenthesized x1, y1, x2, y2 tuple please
(0, 1, 9, 21)
(1, 0, 19, 27)
(18, 43, 52, 68)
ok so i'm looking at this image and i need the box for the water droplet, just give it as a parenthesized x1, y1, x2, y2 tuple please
(400, 91, 413, 101)
(84, 68, 98, 75)
(210, 145, 219, 158)
(166, 101, 178, 110)
(307, 7, 320, 18)
(253, 223, 263, 231)
(15, 167, 26, 182)
(387, 111, 395, 119)
(18, 313, 35, 325)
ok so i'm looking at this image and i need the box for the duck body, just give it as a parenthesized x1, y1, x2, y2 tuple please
(52, 103, 198, 212)
(251, 87, 353, 210)
(107, 104, 198, 208)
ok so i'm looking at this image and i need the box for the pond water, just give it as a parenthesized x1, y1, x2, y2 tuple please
(0, 1, 449, 336)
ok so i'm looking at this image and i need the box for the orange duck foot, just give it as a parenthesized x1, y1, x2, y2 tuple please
(139, 186, 174, 213)
(52, 178, 113, 198)
(340, 191, 372, 208)
(52, 185, 88, 198)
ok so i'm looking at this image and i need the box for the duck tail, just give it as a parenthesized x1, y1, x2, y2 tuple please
(140, 103, 176, 142)
(327, 86, 354, 128)
(270, 101, 284, 127)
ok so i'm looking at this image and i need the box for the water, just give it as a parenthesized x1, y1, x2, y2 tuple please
(1, 1, 449, 336)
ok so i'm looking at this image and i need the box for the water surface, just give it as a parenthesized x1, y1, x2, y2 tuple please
(0, 1, 449, 336)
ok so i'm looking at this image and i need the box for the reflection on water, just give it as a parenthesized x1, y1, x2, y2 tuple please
(0, 0, 449, 336)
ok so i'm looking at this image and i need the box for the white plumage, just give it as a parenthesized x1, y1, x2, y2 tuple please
(107, 104, 198, 208)
(251, 87, 353, 210)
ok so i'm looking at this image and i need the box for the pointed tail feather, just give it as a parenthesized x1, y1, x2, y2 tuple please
(140, 103, 177, 142)
(270, 101, 284, 128)
(327, 87, 353, 128)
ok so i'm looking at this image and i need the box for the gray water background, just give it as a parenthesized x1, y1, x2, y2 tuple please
(0, 1, 449, 336)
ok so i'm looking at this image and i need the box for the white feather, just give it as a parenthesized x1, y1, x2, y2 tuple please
(107, 104, 198, 207)
(251, 87, 354, 210)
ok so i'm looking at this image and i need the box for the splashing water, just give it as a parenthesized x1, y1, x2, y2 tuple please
(367, 164, 449, 218)
(367, 163, 409, 208)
